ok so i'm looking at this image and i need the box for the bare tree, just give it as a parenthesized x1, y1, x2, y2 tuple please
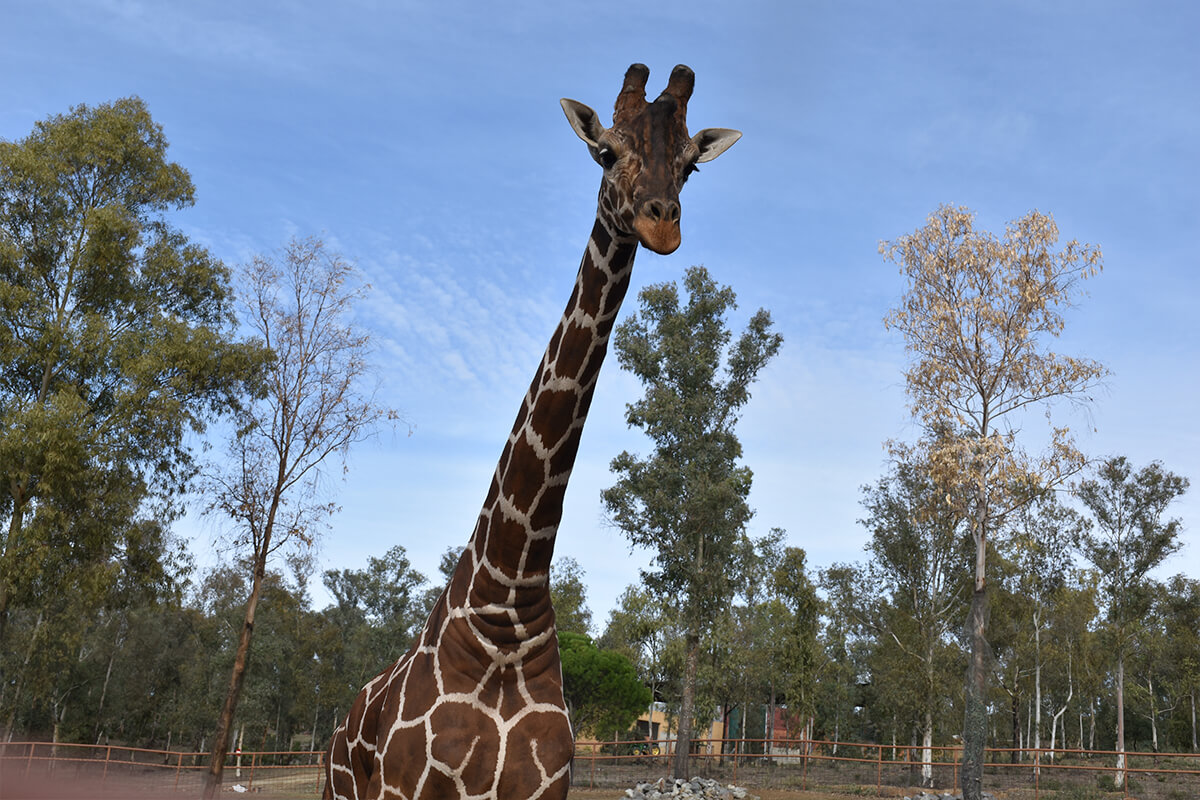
(202, 237, 395, 797)
(881, 206, 1106, 800)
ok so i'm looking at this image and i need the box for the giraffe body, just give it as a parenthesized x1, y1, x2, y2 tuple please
(325, 64, 739, 800)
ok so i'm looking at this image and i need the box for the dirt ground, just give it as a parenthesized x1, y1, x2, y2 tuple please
(568, 788, 903, 800)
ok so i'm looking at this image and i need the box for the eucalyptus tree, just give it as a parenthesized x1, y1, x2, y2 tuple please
(771, 547, 820, 743)
(602, 265, 781, 775)
(549, 556, 594, 636)
(823, 443, 969, 786)
(1076, 457, 1188, 784)
(881, 206, 1106, 800)
(1002, 491, 1086, 765)
(319, 543, 430, 717)
(599, 584, 678, 737)
(0, 98, 259, 737)
(1158, 575, 1200, 752)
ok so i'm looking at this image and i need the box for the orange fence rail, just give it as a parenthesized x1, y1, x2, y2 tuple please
(2, 738, 1198, 798)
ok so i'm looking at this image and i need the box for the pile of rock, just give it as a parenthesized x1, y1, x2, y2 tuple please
(623, 777, 758, 800)
(902, 792, 997, 800)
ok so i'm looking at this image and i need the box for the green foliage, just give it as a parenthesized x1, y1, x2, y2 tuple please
(0, 538, 445, 751)
(599, 584, 679, 706)
(602, 264, 781, 634)
(559, 631, 651, 742)
(770, 547, 820, 732)
(321, 544, 430, 685)
(550, 556, 593, 636)
(601, 265, 780, 768)
(1077, 457, 1189, 634)
(0, 97, 260, 732)
(821, 449, 969, 754)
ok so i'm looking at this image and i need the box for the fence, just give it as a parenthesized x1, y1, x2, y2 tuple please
(0, 741, 325, 797)
(2, 739, 1199, 799)
(571, 737, 1200, 800)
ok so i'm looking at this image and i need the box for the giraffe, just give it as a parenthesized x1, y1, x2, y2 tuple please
(324, 63, 740, 800)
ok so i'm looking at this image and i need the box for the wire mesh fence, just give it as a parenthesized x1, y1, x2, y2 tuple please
(570, 737, 1200, 800)
(3, 738, 1198, 799)
(0, 742, 324, 798)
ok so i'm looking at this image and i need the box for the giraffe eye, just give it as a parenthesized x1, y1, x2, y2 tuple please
(597, 147, 618, 169)
(681, 162, 699, 184)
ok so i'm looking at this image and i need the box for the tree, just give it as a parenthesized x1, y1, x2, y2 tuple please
(771, 547, 820, 742)
(1076, 456, 1188, 785)
(1159, 575, 1200, 752)
(201, 237, 394, 797)
(839, 445, 971, 786)
(813, 585, 862, 752)
(550, 556, 594, 636)
(881, 206, 1106, 800)
(602, 265, 781, 776)
(599, 584, 678, 740)
(558, 631, 651, 742)
(1002, 491, 1085, 767)
(706, 532, 787, 758)
(0, 97, 257, 735)
(320, 543, 430, 702)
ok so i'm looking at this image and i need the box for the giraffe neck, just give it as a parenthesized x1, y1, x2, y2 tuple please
(443, 211, 638, 642)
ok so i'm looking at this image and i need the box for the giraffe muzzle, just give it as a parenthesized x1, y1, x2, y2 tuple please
(634, 199, 682, 254)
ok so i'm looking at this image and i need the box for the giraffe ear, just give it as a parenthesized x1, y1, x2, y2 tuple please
(560, 98, 607, 149)
(693, 128, 742, 163)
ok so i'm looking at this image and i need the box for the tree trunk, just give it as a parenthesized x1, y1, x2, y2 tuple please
(1191, 691, 1196, 753)
(1088, 697, 1096, 752)
(1148, 675, 1159, 754)
(93, 620, 125, 742)
(1048, 650, 1073, 763)
(1010, 689, 1019, 764)
(907, 726, 918, 783)
(961, 584, 989, 800)
(921, 709, 934, 788)
(3, 608, 44, 737)
(673, 629, 700, 778)
(767, 682, 776, 758)
(920, 642, 935, 785)
(1115, 650, 1126, 789)
(1033, 617, 1041, 775)
(0, 501, 28, 655)
(204, 556, 267, 799)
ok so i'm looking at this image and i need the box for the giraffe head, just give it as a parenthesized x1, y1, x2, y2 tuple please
(561, 63, 741, 255)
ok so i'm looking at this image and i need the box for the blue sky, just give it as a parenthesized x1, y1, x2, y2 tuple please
(3, 1, 1197, 629)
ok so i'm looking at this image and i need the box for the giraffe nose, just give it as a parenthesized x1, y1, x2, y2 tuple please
(641, 198, 680, 224)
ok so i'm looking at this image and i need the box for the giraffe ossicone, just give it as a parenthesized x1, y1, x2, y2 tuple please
(324, 64, 739, 800)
